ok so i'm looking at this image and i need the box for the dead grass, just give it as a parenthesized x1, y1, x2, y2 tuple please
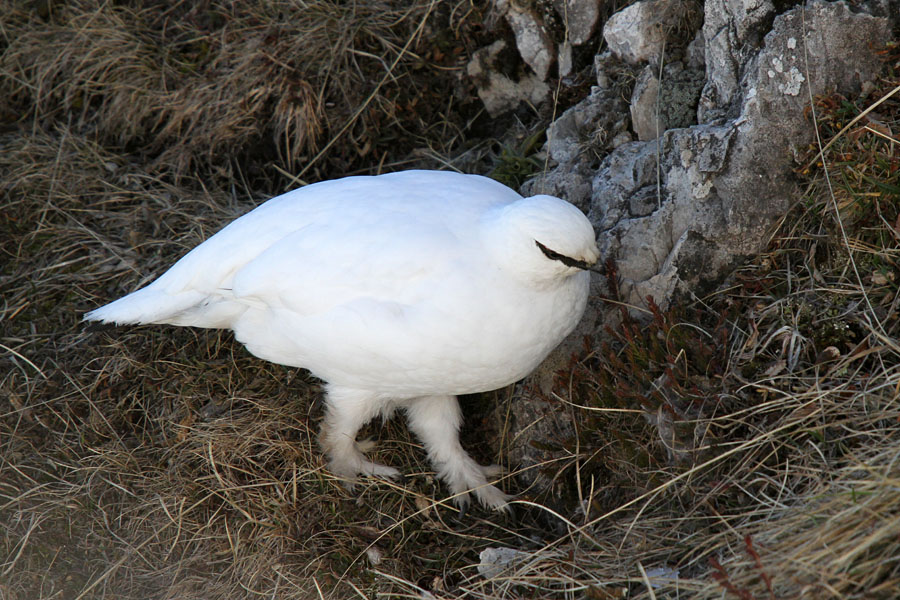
(3, 4, 900, 600)
(492, 72, 900, 598)
(0, 112, 557, 600)
(0, 0, 489, 186)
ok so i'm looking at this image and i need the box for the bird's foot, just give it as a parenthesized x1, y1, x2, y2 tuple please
(453, 483, 513, 516)
(446, 463, 512, 514)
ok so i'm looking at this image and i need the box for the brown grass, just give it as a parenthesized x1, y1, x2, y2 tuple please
(3, 3, 900, 599)
(1, 0, 488, 186)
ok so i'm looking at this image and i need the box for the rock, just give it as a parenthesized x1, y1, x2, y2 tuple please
(698, 0, 775, 122)
(478, 547, 533, 579)
(490, 0, 509, 16)
(520, 86, 629, 211)
(506, 3, 556, 80)
(659, 65, 705, 130)
(589, 140, 659, 230)
(502, 0, 895, 494)
(603, 0, 675, 64)
(554, 0, 602, 45)
(610, 130, 634, 148)
(593, 50, 616, 88)
(630, 63, 705, 140)
(629, 66, 663, 140)
(545, 87, 629, 164)
(521, 161, 595, 212)
(558, 40, 574, 78)
(466, 40, 550, 117)
(686, 28, 706, 70)
(597, 0, 891, 311)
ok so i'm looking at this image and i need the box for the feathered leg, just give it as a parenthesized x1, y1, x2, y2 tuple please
(320, 385, 401, 483)
(405, 395, 510, 512)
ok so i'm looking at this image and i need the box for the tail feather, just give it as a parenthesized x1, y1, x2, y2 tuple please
(83, 287, 206, 326)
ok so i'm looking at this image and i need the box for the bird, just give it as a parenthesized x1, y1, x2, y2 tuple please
(84, 170, 600, 512)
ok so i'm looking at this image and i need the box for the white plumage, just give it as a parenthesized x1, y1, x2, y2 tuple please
(85, 170, 599, 511)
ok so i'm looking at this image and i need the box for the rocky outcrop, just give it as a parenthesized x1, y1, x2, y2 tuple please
(593, 1, 891, 311)
(496, 0, 896, 493)
(467, 0, 609, 115)
(630, 62, 705, 141)
(505, 3, 556, 81)
(522, 87, 630, 211)
(467, 40, 551, 117)
(602, 0, 674, 65)
(554, 0, 601, 46)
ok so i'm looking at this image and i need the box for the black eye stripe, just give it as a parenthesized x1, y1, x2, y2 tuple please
(535, 241, 592, 270)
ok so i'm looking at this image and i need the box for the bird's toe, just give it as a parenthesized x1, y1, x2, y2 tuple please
(480, 463, 505, 478)
(367, 462, 402, 480)
(453, 494, 471, 519)
(476, 484, 512, 513)
(355, 438, 377, 453)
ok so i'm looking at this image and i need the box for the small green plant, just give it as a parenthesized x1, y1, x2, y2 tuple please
(488, 130, 545, 189)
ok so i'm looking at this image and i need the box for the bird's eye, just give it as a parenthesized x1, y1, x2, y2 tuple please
(535, 241, 592, 270)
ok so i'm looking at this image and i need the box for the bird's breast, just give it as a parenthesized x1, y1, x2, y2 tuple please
(232, 269, 590, 397)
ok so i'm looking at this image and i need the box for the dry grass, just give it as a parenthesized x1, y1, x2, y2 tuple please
(0, 128, 530, 599)
(1, 0, 489, 186)
(3, 3, 900, 599)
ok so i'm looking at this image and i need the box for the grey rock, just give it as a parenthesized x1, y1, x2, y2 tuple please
(603, 0, 680, 64)
(698, 0, 775, 122)
(598, 0, 890, 310)
(686, 28, 706, 70)
(864, 0, 900, 16)
(628, 186, 660, 218)
(521, 86, 629, 211)
(592, 125, 737, 306)
(466, 40, 551, 117)
(589, 140, 660, 230)
(610, 130, 634, 149)
(521, 161, 595, 212)
(488, 0, 510, 24)
(630, 66, 663, 141)
(546, 87, 629, 164)
(554, 0, 602, 45)
(558, 40, 574, 78)
(503, 0, 894, 492)
(660, 66, 705, 130)
(506, 3, 556, 80)
(630, 63, 705, 141)
(594, 51, 615, 88)
(478, 547, 533, 579)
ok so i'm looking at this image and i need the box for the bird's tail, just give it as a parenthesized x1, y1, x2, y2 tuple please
(83, 286, 206, 327)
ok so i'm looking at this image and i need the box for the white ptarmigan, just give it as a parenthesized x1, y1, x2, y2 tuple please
(84, 170, 599, 511)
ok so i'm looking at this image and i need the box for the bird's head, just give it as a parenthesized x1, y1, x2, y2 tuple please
(483, 194, 600, 286)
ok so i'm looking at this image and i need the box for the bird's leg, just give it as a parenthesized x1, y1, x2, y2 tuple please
(405, 395, 510, 512)
(320, 386, 401, 484)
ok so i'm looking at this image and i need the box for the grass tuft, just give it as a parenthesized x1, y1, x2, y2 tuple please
(1, 1, 487, 186)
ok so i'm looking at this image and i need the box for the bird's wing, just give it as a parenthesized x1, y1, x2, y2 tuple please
(85, 171, 518, 328)
(230, 210, 467, 315)
(148, 172, 508, 298)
